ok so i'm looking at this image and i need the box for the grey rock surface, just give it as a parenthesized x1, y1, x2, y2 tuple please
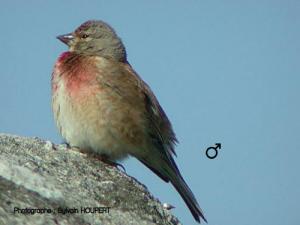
(0, 133, 182, 225)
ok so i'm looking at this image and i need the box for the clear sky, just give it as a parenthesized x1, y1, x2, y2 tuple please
(1, 1, 299, 225)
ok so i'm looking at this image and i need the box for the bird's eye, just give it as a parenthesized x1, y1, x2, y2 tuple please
(81, 34, 89, 39)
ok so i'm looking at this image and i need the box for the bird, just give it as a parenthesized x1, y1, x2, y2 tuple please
(52, 20, 206, 223)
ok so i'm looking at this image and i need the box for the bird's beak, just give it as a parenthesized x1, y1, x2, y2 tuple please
(56, 33, 74, 46)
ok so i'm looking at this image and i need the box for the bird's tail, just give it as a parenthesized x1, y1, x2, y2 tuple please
(170, 170, 207, 223)
(138, 155, 207, 223)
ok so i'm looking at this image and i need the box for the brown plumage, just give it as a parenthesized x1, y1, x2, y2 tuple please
(52, 20, 206, 223)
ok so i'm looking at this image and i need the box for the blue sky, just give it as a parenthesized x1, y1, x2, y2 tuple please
(1, 1, 299, 224)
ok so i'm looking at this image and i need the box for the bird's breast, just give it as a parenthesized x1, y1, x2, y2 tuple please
(55, 52, 99, 96)
(51, 53, 142, 160)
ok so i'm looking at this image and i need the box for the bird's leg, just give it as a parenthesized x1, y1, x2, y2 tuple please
(60, 143, 126, 171)
(61, 141, 71, 149)
(94, 154, 126, 172)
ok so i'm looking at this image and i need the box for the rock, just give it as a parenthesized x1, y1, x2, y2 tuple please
(0, 133, 181, 225)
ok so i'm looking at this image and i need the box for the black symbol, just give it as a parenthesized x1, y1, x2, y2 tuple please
(205, 143, 221, 159)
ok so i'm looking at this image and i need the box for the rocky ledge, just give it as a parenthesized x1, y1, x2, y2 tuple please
(0, 133, 181, 225)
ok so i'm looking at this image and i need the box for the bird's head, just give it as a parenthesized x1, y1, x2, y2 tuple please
(57, 20, 127, 62)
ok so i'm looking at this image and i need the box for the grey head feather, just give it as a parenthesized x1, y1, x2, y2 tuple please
(73, 20, 127, 62)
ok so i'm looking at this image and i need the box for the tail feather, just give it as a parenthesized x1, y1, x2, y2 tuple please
(138, 156, 207, 223)
(171, 173, 207, 223)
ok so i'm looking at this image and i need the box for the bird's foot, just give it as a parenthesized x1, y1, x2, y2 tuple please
(62, 145, 126, 172)
(94, 154, 126, 172)
(61, 141, 72, 149)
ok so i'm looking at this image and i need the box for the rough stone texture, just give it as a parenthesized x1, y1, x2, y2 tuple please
(0, 133, 182, 225)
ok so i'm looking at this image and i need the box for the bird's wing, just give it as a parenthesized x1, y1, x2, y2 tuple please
(97, 58, 178, 157)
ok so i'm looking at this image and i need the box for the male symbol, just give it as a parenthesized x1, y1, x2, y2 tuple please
(205, 143, 221, 159)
